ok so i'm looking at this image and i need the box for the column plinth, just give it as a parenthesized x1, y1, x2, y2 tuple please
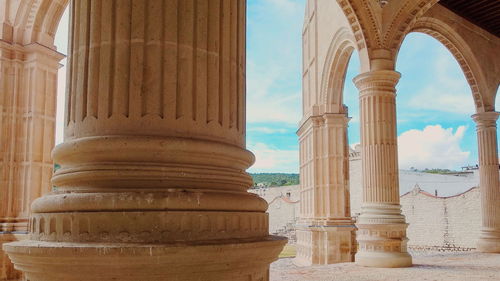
(353, 70, 411, 268)
(295, 113, 356, 265)
(3, 1, 285, 280)
(473, 111, 500, 253)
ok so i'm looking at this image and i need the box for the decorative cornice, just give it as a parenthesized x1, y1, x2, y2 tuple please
(353, 70, 401, 96)
(336, 0, 371, 50)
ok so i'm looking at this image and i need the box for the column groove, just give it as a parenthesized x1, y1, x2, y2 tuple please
(3, 1, 285, 280)
(353, 70, 412, 268)
(296, 113, 355, 265)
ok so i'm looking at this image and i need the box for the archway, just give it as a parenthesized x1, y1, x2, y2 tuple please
(394, 5, 500, 252)
(295, 4, 370, 263)
(394, 31, 481, 251)
(297, 0, 500, 268)
(1, 1, 499, 279)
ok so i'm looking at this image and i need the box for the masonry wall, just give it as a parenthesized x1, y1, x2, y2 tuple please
(349, 157, 363, 217)
(402, 187, 481, 251)
(250, 186, 300, 234)
(254, 163, 482, 251)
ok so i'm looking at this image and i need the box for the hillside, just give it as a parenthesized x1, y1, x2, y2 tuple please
(250, 173, 299, 187)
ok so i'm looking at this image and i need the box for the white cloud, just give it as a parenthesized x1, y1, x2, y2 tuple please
(246, 0, 304, 126)
(409, 85, 473, 115)
(248, 127, 288, 134)
(246, 60, 302, 125)
(247, 142, 298, 173)
(267, 0, 302, 14)
(247, 93, 301, 124)
(407, 50, 475, 115)
(398, 125, 470, 170)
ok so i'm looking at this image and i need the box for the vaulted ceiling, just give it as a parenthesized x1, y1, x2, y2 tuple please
(439, 0, 500, 37)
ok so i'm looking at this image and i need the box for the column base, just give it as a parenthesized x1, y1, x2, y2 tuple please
(355, 251, 412, 268)
(0, 233, 26, 281)
(4, 236, 286, 281)
(355, 204, 412, 268)
(477, 229, 500, 253)
(294, 223, 356, 266)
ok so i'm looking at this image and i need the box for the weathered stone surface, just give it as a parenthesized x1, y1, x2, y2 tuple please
(296, 113, 355, 265)
(299, 0, 500, 267)
(3, 0, 285, 280)
(271, 252, 500, 281)
(0, 25, 65, 281)
(254, 168, 484, 252)
(0, 0, 499, 278)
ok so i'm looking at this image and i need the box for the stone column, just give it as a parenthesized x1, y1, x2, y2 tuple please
(4, 1, 285, 280)
(0, 41, 63, 281)
(353, 70, 412, 268)
(295, 113, 355, 266)
(473, 111, 500, 253)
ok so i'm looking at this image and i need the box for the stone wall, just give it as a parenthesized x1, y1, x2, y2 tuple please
(402, 187, 481, 251)
(251, 186, 299, 236)
(254, 159, 482, 251)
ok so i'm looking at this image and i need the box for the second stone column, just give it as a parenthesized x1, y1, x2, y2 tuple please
(473, 112, 500, 253)
(3, 1, 285, 280)
(353, 70, 412, 268)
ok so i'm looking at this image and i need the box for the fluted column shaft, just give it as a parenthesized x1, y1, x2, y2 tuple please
(64, 0, 245, 145)
(353, 70, 411, 268)
(321, 113, 352, 221)
(4, 1, 285, 280)
(295, 113, 355, 265)
(473, 111, 500, 253)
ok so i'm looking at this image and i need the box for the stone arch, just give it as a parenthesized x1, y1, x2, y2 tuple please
(335, 0, 440, 67)
(1, 0, 68, 47)
(319, 28, 356, 114)
(334, 0, 370, 52)
(384, 0, 440, 50)
(396, 17, 488, 112)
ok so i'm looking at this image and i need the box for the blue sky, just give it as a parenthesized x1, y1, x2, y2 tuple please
(54, 0, 498, 173)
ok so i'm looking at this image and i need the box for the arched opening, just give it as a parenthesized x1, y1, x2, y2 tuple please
(295, 15, 368, 263)
(394, 32, 483, 251)
(318, 38, 364, 219)
(1, 1, 499, 279)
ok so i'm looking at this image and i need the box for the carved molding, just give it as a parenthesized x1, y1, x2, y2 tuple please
(30, 211, 269, 243)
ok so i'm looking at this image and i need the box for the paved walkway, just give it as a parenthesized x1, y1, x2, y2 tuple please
(271, 251, 500, 281)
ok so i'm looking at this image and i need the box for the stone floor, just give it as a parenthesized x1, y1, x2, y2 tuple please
(270, 251, 500, 281)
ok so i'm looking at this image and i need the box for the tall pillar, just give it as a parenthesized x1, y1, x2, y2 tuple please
(353, 70, 412, 268)
(0, 40, 63, 280)
(473, 111, 500, 253)
(295, 113, 355, 266)
(3, 1, 285, 280)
